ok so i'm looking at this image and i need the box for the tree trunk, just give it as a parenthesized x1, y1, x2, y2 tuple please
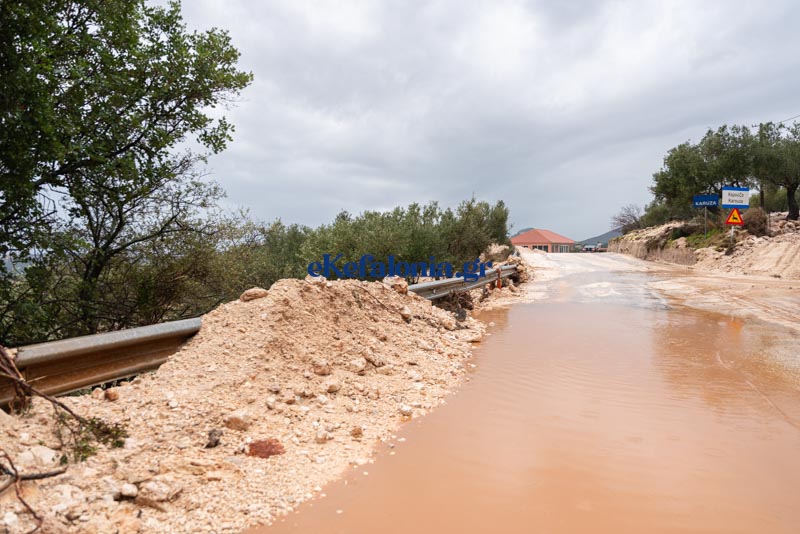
(76, 254, 108, 336)
(788, 183, 799, 221)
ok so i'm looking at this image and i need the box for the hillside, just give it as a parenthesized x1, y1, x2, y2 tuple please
(578, 227, 623, 247)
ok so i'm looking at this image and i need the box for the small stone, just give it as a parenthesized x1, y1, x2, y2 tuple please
(383, 276, 408, 295)
(407, 370, 423, 382)
(323, 379, 341, 393)
(282, 391, 296, 405)
(239, 287, 269, 302)
(267, 383, 281, 394)
(3, 512, 19, 529)
(138, 480, 181, 503)
(246, 438, 285, 458)
(223, 409, 252, 431)
(104, 388, 120, 401)
(312, 359, 332, 376)
(350, 426, 363, 439)
(349, 358, 367, 375)
(25, 445, 58, 467)
(120, 483, 138, 498)
(91, 388, 105, 400)
(399, 405, 413, 417)
(205, 429, 223, 448)
(376, 365, 394, 376)
(168, 400, 178, 409)
(315, 429, 329, 444)
(205, 470, 229, 481)
(266, 396, 277, 410)
(399, 306, 412, 322)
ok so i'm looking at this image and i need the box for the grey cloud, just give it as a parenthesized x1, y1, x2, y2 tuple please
(177, 0, 800, 240)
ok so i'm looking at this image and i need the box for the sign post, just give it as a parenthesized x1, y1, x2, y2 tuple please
(693, 194, 719, 235)
(721, 187, 749, 247)
(725, 207, 744, 245)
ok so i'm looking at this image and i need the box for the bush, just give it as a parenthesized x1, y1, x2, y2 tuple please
(669, 222, 702, 240)
(743, 207, 768, 236)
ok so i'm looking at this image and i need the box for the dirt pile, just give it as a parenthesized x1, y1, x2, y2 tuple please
(468, 255, 532, 310)
(1, 277, 485, 533)
(692, 212, 800, 279)
(694, 232, 800, 278)
(610, 214, 800, 279)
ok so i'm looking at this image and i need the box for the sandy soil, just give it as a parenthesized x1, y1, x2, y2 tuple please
(1, 277, 493, 533)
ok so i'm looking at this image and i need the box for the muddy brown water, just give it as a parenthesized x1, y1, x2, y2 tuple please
(253, 266, 800, 534)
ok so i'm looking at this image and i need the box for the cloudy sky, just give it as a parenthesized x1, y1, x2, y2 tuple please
(175, 0, 800, 240)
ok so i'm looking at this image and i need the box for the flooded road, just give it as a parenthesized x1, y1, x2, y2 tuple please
(255, 254, 800, 534)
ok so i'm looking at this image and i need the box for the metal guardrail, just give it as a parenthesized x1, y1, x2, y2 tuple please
(408, 264, 519, 300)
(2, 264, 521, 406)
(1, 318, 201, 406)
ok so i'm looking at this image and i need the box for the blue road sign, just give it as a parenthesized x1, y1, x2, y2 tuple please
(721, 186, 750, 208)
(693, 194, 718, 208)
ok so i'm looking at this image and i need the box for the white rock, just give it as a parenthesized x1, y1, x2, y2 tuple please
(18, 445, 59, 468)
(139, 480, 180, 502)
(407, 370, 423, 382)
(399, 405, 413, 417)
(3, 512, 19, 528)
(121, 483, 138, 498)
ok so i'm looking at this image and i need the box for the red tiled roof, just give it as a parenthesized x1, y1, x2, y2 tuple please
(511, 228, 575, 245)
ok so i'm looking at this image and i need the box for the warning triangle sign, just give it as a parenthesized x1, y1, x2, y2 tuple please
(726, 208, 744, 226)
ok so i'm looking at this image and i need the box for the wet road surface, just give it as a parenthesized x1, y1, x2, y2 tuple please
(254, 253, 800, 534)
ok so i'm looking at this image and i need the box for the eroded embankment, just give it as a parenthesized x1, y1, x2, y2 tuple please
(609, 214, 800, 279)
(0, 270, 525, 534)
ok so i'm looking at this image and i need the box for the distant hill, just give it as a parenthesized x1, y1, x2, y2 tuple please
(511, 227, 533, 238)
(578, 227, 623, 247)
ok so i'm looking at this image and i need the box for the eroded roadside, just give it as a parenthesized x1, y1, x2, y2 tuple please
(0, 266, 527, 534)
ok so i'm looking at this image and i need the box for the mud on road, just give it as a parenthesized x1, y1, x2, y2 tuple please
(261, 251, 800, 534)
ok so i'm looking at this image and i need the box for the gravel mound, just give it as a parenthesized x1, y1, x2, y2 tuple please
(2, 277, 484, 533)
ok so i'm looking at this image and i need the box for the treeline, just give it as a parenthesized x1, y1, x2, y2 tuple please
(0, 3, 511, 346)
(614, 122, 800, 232)
(0, 199, 510, 346)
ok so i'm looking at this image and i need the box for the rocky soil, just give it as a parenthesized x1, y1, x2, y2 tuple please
(693, 217, 800, 279)
(610, 213, 800, 279)
(1, 276, 498, 533)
